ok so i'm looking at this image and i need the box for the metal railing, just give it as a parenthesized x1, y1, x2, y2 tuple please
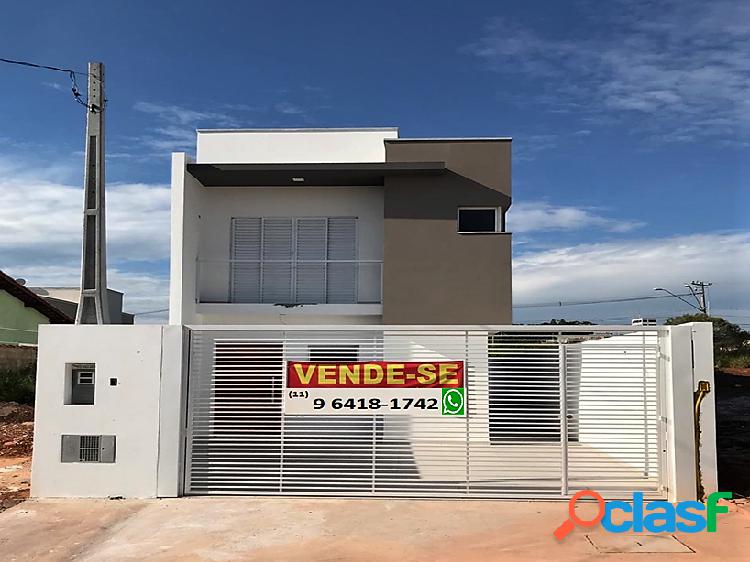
(196, 259, 383, 305)
(184, 326, 667, 499)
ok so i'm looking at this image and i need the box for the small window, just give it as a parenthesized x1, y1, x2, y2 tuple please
(79, 435, 101, 462)
(458, 208, 499, 233)
(65, 363, 96, 405)
(61, 435, 116, 463)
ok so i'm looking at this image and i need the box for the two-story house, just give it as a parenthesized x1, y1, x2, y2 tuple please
(30, 127, 715, 504)
(170, 127, 512, 325)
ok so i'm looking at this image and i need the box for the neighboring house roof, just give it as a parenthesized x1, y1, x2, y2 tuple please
(29, 286, 134, 325)
(0, 270, 74, 324)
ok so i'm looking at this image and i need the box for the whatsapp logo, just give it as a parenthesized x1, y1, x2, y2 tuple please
(441, 388, 465, 416)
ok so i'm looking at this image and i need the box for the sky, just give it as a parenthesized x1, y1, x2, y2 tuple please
(0, 0, 748, 325)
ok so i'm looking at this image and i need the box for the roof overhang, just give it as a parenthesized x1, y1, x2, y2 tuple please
(186, 162, 447, 187)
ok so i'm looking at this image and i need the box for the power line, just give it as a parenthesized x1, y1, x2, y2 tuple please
(0, 56, 101, 111)
(513, 292, 694, 309)
(0, 57, 89, 75)
(132, 308, 169, 316)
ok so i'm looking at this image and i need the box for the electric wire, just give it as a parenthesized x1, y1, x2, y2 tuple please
(0, 56, 102, 112)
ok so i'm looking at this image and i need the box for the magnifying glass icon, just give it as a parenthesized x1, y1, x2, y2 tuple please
(553, 490, 606, 540)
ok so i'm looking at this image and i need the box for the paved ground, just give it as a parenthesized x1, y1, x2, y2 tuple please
(0, 497, 748, 561)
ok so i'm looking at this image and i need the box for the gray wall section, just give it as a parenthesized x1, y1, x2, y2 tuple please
(383, 140, 512, 324)
(385, 139, 511, 198)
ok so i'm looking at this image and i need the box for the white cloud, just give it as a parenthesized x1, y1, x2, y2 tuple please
(2, 263, 170, 323)
(463, 1, 750, 142)
(133, 102, 238, 127)
(131, 101, 249, 155)
(0, 176, 170, 264)
(274, 102, 305, 115)
(0, 158, 170, 320)
(508, 201, 643, 233)
(513, 134, 559, 161)
(513, 232, 750, 313)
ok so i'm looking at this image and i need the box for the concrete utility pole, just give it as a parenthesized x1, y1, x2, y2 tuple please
(75, 62, 110, 324)
(687, 280, 712, 316)
(653, 280, 712, 316)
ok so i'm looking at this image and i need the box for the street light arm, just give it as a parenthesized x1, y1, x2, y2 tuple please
(654, 288, 702, 312)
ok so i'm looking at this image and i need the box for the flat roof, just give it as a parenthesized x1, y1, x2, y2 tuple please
(385, 137, 512, 142)
(187, 161, 446, 187)
(197, 127, 400, 134)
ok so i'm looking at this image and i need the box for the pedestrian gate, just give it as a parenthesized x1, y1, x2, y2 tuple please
(184, 327, 667, 499)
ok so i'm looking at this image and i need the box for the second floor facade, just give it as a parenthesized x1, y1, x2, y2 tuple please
(169, 128, 512, 325)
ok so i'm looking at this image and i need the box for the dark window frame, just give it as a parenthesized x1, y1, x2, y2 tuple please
(457, 207, 502, 233)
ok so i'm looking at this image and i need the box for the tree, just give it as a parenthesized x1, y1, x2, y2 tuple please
(666, 314, 750, 368)
(541, 319, 595, 326)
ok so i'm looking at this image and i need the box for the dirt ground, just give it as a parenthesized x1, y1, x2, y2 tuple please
(0, 368, 747, 513)
(0, 401, 34, 512)
(1, 496, 749, 561)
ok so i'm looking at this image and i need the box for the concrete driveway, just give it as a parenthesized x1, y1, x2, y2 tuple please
(0, 497, 748, 561)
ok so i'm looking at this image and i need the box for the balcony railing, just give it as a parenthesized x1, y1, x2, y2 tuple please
(196, 259, 383, 305)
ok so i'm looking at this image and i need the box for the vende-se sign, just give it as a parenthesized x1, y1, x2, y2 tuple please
(285, 361, 466, 417)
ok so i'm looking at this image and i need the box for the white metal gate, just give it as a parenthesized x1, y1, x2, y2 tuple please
(184, 326, 667, 499)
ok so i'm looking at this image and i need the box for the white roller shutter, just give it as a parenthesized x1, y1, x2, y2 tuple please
(260, 218, 293, 303)
(230, 218, 261, 303)
(326, 217, 357, 303)
(295, 218, 327, 303)
(231, 217, 357, 304)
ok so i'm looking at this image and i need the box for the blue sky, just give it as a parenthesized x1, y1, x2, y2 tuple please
(0, 0, 748, 324)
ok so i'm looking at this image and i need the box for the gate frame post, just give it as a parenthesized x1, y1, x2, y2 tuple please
(688, 322, 718, 499)
(156, 325, 189, 497)
(663, 325, 699, 502)
(559, 339, 569, 496)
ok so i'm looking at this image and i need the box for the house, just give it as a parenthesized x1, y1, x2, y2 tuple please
(0, 270, 72, 346)
(30, 128, 717, 504)
(170, 128, 512, 325)
(29, 287, 134, 325)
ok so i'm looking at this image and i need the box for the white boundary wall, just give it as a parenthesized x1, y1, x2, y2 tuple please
(31, 325, 186, 498)
(30, 323, 715, 501)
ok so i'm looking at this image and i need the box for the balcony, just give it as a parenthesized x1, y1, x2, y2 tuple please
(196, 259, 382, 306)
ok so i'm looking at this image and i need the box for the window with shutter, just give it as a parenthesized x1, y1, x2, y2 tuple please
(230, 218, 262, 303)
(230, 217, 357, 304)
(295, 218, 327, 303)
(326, 217, 357, 304)
(260, 218, 294, 303)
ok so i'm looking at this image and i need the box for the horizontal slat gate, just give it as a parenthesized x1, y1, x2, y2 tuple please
(185, 328, 666, 499)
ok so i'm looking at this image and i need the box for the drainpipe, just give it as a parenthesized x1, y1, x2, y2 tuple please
(694, 380, 711, 501)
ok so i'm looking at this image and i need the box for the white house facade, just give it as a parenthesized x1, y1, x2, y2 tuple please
(31, 128, 717, 503)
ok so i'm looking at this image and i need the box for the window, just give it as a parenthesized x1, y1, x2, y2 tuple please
(65, 363, 95, 405)
(230, 217, 357, 304)
(458, 208, 500, 233)
(61, 435, 116, 463)
(79, 435, 101, 462)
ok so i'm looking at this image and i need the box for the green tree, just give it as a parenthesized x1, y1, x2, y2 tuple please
(666, 314, 750, 368)
(541, 319, 595, 325)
